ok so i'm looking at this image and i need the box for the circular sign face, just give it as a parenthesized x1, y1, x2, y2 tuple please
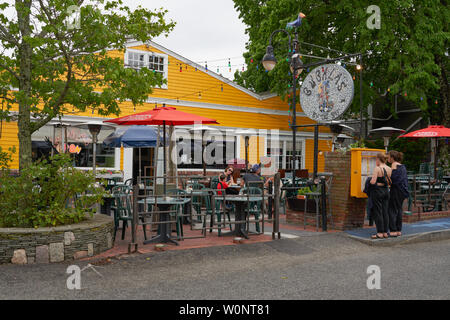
(300, 64, 354, 122)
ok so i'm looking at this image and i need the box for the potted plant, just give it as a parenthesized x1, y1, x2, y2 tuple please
(287, 185, 319, 212)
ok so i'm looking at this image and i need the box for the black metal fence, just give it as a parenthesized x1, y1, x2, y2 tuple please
(123, 173, 281, 253)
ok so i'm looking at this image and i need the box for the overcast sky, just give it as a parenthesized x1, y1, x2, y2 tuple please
(123, 0, 249, 79)
(2, 0, 249, 80)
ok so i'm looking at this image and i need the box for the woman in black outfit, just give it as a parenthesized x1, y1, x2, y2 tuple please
(387, 150, 409, 237)
(370, 153, 392, 239)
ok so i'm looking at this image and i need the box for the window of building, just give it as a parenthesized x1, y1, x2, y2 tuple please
(31, 124, 117, 169)
(266, 139, 283, 170)
(125, 49, 168, 89)
(177, 139, 236, 170)
(266, 138, 303, 170)
(285, 140, 303, 170)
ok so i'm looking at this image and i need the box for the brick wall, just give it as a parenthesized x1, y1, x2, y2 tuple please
(403, 210, 450, 223)
(324, 151, 367, 230)
(0, 214, 114, 264)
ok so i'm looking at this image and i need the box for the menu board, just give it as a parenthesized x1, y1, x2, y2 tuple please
(351, 148, 385, 198)
(360, 151, 379, 192)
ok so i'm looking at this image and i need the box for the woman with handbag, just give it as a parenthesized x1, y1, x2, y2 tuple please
(370, 153, 392, 239)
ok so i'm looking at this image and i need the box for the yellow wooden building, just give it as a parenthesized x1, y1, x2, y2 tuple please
(0, 40, 332, 179)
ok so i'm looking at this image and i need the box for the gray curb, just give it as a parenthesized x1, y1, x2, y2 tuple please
(345, 228, 450, 247)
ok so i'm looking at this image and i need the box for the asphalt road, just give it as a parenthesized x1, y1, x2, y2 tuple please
(0, 233, 449, 300)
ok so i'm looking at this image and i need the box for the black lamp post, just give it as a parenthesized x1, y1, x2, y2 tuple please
(262, 29, 303, 179)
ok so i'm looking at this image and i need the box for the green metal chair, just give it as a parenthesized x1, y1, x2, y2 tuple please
(280, 188, 287, 215)
(204, 189, 232, 236)
(210, 176, 220, 190)
(419, 162, 430, 175)
(111, 186, 147, 241)
(167, 189, 187, 239)
(240, 187, 263, 233)
(187, 182, 206, 222)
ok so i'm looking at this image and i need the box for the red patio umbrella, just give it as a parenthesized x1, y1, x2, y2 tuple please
(104, 106, 218, 192)
(399, 125, 450, 138)
(399, 125, 450, 178)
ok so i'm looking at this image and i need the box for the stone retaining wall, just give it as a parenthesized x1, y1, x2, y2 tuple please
(0, 214, 114, 264)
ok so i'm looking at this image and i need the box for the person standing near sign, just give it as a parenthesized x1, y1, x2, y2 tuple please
(387, 150, 409, 237)
(370, 153, 392, 239)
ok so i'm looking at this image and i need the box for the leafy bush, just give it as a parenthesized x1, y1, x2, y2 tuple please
(0, 146, 15, 169)
(365, 137, 429, 172)
(297, 185, 319, 195)
(0, 154, 108, 228)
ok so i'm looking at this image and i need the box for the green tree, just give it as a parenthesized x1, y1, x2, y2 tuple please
(0, 0, 175, 170)
(233, 0, 449, 127)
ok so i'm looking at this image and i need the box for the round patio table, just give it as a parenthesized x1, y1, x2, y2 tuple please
(215, 195, 263, 239)
(139, 197, 191, 246)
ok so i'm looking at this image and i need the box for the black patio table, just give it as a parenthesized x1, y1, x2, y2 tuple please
(138, 197, 191, 246)
(215, 195, 263, 239)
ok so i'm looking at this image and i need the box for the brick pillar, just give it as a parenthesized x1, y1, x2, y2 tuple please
(324, 151, 366, 230)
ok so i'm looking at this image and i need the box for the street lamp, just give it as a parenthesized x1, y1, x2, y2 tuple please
(262, 45, 276, 71)
(262, 28, 303, 179)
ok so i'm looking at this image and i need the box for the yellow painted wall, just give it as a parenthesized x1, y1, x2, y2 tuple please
(239, 136, 265, 164)
(1, 42, 332, 170)
(304, 139, 333, 172)
(0, 121, 19, 169)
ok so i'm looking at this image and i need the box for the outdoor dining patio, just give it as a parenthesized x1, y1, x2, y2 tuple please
(100, 174, 282, 253)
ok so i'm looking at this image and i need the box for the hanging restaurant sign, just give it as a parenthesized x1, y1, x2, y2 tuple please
(300, 64, 354, 122)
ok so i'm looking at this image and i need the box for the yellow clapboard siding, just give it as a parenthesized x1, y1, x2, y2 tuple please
(0, 121, 19, 169)
(1, 42, 332, 171)
(304, 139, 333, 172)
(239, 136, 265, 164)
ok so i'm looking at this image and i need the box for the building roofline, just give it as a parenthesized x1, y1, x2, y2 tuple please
(124, 40, 278, 101)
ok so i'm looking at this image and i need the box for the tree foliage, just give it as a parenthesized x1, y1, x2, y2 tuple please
(233, 0, 449, 125)
(0, 0, 175, 169)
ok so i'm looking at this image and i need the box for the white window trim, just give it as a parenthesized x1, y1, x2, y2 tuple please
(72, 148, 120, 171)
(124, 49, 169, 90)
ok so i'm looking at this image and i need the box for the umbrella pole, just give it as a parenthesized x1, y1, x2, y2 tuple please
(92, 133, 97, 177)
(139, 147, 142, 183)
(163, 121, 167, 194)
(202, 130, 206, 177)
(434, 137, 438, 179)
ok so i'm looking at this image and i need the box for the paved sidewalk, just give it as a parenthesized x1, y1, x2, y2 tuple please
(345, 217, 450, 246)
(84, 213, 340, 262)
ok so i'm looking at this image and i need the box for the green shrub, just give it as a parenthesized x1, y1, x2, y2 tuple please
(0, 146, 15, 169)
(365, 137, 429, 172)
(0, 154, 108, 228)
(297, 185, 319, 195)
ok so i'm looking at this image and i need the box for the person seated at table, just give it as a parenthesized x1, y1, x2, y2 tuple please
(224, 165, 236, 185)
(217, 174, 229, 195)
(241, 164, 273, 188)
(241, 164, 273, 214)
